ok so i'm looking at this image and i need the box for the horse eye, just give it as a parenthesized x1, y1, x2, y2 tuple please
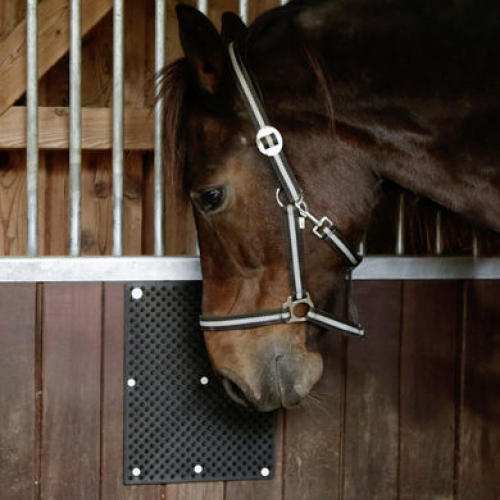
(196, 187, 226, 212)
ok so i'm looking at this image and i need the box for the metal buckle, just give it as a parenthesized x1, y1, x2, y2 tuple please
(256, 126, 283, 157)
(283, 293, 314, 323)
(312, 217, 333, 239)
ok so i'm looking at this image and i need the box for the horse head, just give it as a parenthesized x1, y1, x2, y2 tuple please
(164, 4, 378, 411)
(166, 2, 500, 411)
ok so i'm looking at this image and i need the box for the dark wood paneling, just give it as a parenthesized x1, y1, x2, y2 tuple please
(399, 281, 460, 500)
(283, 334, 344, 500)
(41, 283, 102, 500)
(1, 277, 499, 500)
(457, 281, 500, 500)
(101, 283, 164, 500)
(0, 284, 36, 500)
(343, 281, 402, 500)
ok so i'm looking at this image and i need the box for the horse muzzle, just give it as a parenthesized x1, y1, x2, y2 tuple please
(217, 347, 323, 412)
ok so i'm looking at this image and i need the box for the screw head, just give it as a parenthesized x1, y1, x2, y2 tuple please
(127, 378, 136, 388)
(260, 467, 270, 477)
(131, 288, 143, 300)
(194, 464, 203, 474)
(200, 376, 209, 385)
(132, 467, 141, 477)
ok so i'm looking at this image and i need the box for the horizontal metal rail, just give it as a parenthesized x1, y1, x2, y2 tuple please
(0, 257, 498, 283)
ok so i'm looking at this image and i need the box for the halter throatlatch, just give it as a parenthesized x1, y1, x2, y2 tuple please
(199, 42, 364, 338)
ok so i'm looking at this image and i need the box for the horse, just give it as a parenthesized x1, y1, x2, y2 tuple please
(162, 0, 500, 411)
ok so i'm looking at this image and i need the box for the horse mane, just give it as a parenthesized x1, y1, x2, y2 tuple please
(158, 57, 191, 213)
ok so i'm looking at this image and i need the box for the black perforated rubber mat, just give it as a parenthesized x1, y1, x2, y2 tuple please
(124, 282, 276, 485)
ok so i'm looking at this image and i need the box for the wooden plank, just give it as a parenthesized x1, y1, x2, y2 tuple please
(101, 283, 164, 500)
(0, 1, 26, 40)
(224, 412, 284, 500)
(283, 330, 344, 500)
(81, 151, 112, 255)
(342, 281, 401, 500)
(0, 0, 113, 117)
(165, 483, 224, 500)
(124, 152, 144, 255)
(399, 281, 459, 500)
(457, 281, 500, 500)
(0, 284, 36, 500)
(41, 283, 102, 500)
(0, 107, 154, 150)
(41, 151, 68, 255)
(0, 150, 27, 255)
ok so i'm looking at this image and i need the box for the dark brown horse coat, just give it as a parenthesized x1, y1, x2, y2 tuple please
(164, 0, 500, 411)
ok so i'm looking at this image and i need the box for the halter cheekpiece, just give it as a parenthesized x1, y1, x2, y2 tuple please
(199, 42, 364, 338)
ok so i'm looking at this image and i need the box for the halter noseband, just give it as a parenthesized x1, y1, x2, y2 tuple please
(199, 42, 364, 339)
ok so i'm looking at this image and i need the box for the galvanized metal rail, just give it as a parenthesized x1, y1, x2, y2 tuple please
(0, 257, 498, 282)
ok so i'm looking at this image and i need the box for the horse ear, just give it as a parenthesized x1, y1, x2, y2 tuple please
(221, 12, 247, 43)
(176, 4, 229, 95)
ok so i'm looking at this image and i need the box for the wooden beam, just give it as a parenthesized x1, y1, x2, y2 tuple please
(0, 0, 114, 117)
(0, 107, 154, 150)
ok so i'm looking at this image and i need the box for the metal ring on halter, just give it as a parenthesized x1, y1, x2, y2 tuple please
(276, 188, 305, 211)
(275, 188, 286, 208)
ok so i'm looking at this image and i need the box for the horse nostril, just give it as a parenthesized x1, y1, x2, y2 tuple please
(221, 377, 253, 408)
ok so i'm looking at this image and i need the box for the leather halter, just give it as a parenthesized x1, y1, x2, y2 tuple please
(199, 42, 364, 339)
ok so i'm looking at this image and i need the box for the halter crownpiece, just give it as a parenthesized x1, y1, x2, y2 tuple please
(199, 42, 364, 338)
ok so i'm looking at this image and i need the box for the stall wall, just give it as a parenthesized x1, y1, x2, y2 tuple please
(1, 280, 499, 500)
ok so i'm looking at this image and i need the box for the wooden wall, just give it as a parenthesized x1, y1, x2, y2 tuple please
(1, 280, 499, 500)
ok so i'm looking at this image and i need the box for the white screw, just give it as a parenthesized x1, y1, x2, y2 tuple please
(127, 378, 136, 387)
(194, 464, 203, 474)
(200, 376, 209, 385)
(260, 467, 270, 477)
(131, 288, 143, 300)
(132, 467, 141, 477)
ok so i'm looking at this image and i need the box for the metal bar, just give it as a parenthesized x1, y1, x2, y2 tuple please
(0, 257, 499, 283)
(239, 0, 249, 24)
(26, 0, 38, 256)
(358, 234, 367, 257)
(395, 192, 405, 256)
(435, 209, 443, 256)
(472, 231, 479, 258)
(113, 0, 125, 256)
(0, 257, 201, 282)
(154, 0, 166, 256)
(354, 257, 500, 280)
(197, 0, 208, 15)
(69, 0, 82, 256)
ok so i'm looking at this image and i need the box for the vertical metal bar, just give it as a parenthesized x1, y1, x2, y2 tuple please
(472, 231, 479, 258)
(69, 0, 82, 256)
(154, 0, 166, 256)
(26, 0, 38, 256)
(197, 0, 208, 15)
(395, 192, 405, 256)
(239, 0, 249, 24)
(113, 0, 125, 256)
(434, 209, 443, 256)
(358, 235, 366, 257)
